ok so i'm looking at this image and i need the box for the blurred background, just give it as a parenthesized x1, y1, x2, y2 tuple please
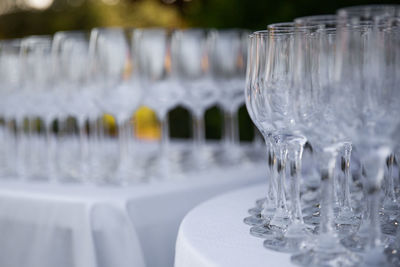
(1, 0, 397, 141)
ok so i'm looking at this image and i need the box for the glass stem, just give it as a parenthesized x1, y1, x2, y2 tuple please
(276, 144, 288, 211)
(78, 117, 88, 182)
(290, 141, 305, 223)
(160, 113, 170, 155)
(342, 142, 352, 210)
(45, 118, 56, 182)
(118, 120, 129, 166)
(320, 148, 337, 234)
(267, 136, 278, 208)
(16, 117, 25, 178)
(160, 113, 170, 178)
(231, 109, 239, 144)
(368, 189, 381, 248)
(361, 146, 390, 247)
(267, 147, 277, 206)
(262, 144, 277, 218)
(124, 118, 133, 156)
(89, 118, 102, 180)
(27, 117, 36, 178)
(386, 154, 396, 202)
(223, 110, 232, 146)
(193, 112, 205, 149)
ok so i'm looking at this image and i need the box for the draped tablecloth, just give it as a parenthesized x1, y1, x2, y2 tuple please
(0, 164, 265, 267)
(174, 184, 294, 267)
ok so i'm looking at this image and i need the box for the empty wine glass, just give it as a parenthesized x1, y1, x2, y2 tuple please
(260, 22, 323, 252)
(171, 29, 218, 169)
(0, 39, 22, 179)
(52, 31, 92, 183)
(20, 36, 54, 181)
(209, 29, 249, 163)
(289, 21, 362, 264)
(132, 28, 182, 180)
(335, 20, 400, 265)
(244, 32, 277, 227)
(89, 27, 136, 184)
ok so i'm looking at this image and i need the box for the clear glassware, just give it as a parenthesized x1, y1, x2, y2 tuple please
(132, 28, 181, 180)
(52, 31, 92, 183)
(89, 27, 138, 185)
(243, 32, 277, 227)
(260, 22, 324, 252)
(289, 23, 361, 265)
(244, 31, 280, 228)
(209, 29, 249, 164)
(295, 17, 362, 233)
(0, 39, 22, 179)
(294, 14, 337, 26)
(170, 29, 218, 169)
(19, 36, 54, 181)
(243, 5, 400, 266)
(337, 4, 400, 21)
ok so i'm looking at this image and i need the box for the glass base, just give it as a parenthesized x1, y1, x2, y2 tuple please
(256, 197, 267, 207)
(263, 237, 306, 254)
(340, 234, 368, 252)
(269, 208, 290, 230)
(302, 204, 320, 217)
(362, 246, 388, 266)
(335, 209, 361, 236)
(248, 207, 262, 215)
(381, 217, 400, 236)
(243, 215, 265, 226)
(384, 242, 400, 266)
(303, 214, 320, 226)
(250, 224, 275, 238)
(291, 233, 360, 267)
(382, 199, 400, 216)
(263, 222, 313, 253)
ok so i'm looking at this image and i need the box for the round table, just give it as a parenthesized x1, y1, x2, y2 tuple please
(174, 184, 294, 267)
(0, 165, 265, 267)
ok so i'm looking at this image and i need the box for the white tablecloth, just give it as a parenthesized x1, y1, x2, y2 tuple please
(0, 165, 264, 267)
(174, 184, 294, 267)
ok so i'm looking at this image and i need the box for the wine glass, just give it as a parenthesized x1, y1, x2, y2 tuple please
(88, 27, 137, 185)
(132, 28, 182, 180)
(243, 32, 278, 227)
(52, 31, 92, 183)
(0, 39, 22, 179)
(335, 20, 400, 265)
(289, 21, 362, 264)
(170, 29, 218, 169)
(19, 36, 54, 181)
(209, 29, 249, 164)
(259, 22, 324, 252)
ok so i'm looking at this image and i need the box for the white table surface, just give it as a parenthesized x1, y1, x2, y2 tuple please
(0, 164, 265, 267)
(174, 184, 294, 267)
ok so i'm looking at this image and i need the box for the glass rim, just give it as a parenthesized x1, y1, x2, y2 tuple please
(338, 4, 399, 12)
(295, 19, 339, 29)
(268, 22, 321, 32)
(253, 30, 269, 35)
(337, 5, 399, 17)
(317, 27, 337, 35)
(294, 14, 337, 23)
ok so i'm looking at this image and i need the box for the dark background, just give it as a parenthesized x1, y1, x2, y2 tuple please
(1, 0, 398, 141)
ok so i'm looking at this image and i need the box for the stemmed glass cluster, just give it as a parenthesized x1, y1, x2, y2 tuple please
(0, 27, 256, 185)
(244, 5, 400, 266)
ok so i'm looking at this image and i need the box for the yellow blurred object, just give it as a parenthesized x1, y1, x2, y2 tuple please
(134, 106, 161, 140)
(101, 109, 161, 140)
(102, 114, 117, 136)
